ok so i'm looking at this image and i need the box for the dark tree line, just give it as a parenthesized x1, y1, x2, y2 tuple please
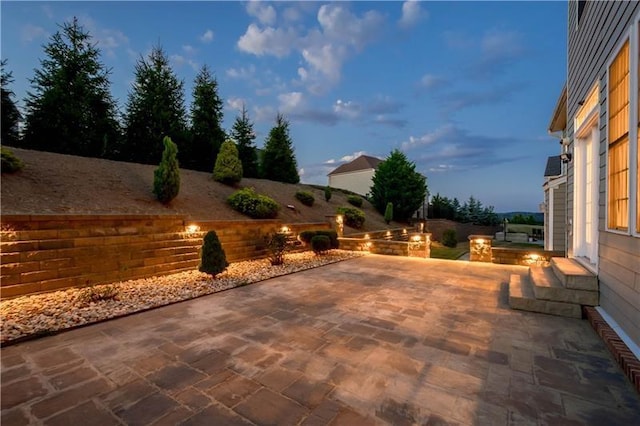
(429, 193, 500, 226)
(2, 17, 300, 184)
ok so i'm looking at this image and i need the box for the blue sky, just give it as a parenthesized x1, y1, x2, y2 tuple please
(1, 1, 567, 212)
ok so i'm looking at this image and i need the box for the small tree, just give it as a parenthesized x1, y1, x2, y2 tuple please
(213, 139, 243, 185)
(261, 113, 299, 183)
(1, 60, 21, 145)
(231, 104, 259, 178)
(324, 186, 332, 202)
(384, 202, 394, 224)
(199, 230, 228, 277)
(153, 136, 180, 204)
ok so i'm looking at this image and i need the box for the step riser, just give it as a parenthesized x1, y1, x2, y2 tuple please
(551, 258, 598, 291)
(533, 287, 599, 306)
(508, 274, 583, 319)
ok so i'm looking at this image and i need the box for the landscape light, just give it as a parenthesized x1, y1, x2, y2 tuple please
(281, 226, 290, 234)
(186, 224, 200, 234)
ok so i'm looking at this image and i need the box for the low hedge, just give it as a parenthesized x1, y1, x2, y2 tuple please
(311, 235, 331, 255)
(227, 187, 279, 219)
(295, 190, 315, 207)
(337, 206, 365, 229)
(347, 195, 363, 207)
(298, 229, 339, 249)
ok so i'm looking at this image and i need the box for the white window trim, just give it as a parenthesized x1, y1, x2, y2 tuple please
(605, 24, 639, 236)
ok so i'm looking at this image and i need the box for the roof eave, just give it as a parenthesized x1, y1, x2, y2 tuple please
(548, 83, 567, 133)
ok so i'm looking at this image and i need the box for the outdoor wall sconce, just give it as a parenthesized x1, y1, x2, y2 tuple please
(185, 224, 200, 234)
(281, 226, 290, 234)
(561, 152, 572, 163)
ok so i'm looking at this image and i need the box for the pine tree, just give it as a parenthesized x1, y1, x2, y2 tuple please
(124, 44, 187, 164)
(261, 113, 299, 183)
(370, 150, 427, 221)
(22, 17, 120, 157)
(188, 64, 225, 172)
(199, 230, 228, 277)
(153, 136, 180, 204)
(1, 59, 21, 145)
(213, 139, 243, 185)
(230, 104, 259, 178)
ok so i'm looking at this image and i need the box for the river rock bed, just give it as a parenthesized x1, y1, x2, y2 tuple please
(1, 250, 364, 344)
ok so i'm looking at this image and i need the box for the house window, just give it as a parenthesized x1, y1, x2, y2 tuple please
(608, 40, 629, 231)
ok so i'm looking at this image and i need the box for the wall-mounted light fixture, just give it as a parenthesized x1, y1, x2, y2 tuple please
(186, 224, 200, 234)
(561, 152, 572, 163)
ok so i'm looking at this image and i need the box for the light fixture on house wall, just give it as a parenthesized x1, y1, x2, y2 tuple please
(561, 152, 573, 163)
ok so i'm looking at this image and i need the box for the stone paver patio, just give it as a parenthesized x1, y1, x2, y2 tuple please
(2, 255, 639, 425)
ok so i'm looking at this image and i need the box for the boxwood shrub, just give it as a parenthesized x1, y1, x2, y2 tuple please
(337, 207, 365, 229)
(347, 195, 363, 208)
(311, 235, 331, 255)
(228, 188, 279, 219)
(298, 230, 339, 249)
(1, 147, 24, 173)
(295, 190, 315, 207)
(442, 229, 457, 248)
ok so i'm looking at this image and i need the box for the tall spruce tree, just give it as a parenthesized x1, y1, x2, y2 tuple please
(188, 64, 225, 172)
(1, 59, 21, 145)
(370, 150, 427, 221)
(261, 113, 299, 183)
(230, 104, 259, 178)
(124, 44, 187, 164)
(22, 17, 120, 157)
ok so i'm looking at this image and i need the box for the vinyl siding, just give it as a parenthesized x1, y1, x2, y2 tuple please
(553, 182, 567, 252)
(567, 0, 640, 346)
(328, 169, 375, 196)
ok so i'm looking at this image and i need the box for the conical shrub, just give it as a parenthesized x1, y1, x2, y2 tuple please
(199, 230, 229, 277)
(153, 136, 180, 204)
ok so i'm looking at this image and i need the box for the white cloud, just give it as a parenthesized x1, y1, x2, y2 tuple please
(401, 124, 455, 151)
(419, 74, 446, 89)
(340, 151, 367, 163)
(333, 99, 361, 119)
(246, 0, 277, 25)
(398, 1, 426, 29)
(226, 64, 256, 80)
(21, 24, 47, 42)
(238, 3, 385, 94)
(182, 44, 196, 55)
(237, 24, 296, 58)
(278, 91, 304, 112)
(75, 15, 129, 57)
(227, 97, 245, 111)
(200, 29, 214, 43)
(481, 29, 523, 59)
(170, 55, 199, 72)
(253, 105, 277, 123)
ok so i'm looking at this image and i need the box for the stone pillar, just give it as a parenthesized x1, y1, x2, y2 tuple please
(468, 235, 493, 262)
(325, 215, 344, 237)
(408, 233, 431, 258)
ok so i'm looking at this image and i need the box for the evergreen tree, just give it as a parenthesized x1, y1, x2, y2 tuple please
(384, 202, 394, 224)
(153, 136, 180, 204)
(1, 60, 21, 145)
(199, 230, 228, 277)
(188, 64, 225, 172)
(261, 113, 299, 183)
(230, 104, 259, 178)
(370, 150, 427, 221)
(124, 44, 187, 164)
(213, 139, 243, 185)
(22, 17, 120, 157)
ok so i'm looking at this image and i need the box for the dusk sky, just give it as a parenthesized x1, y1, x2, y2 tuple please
(1, 1, 568, 212)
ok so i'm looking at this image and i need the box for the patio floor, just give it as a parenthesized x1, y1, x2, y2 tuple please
(2, 255, 639, 425)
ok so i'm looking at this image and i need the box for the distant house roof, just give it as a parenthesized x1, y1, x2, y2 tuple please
(544, 155, 562, 177)
(328, 155, 383, 176)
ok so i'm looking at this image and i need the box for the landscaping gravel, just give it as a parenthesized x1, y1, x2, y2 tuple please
(0, 250, 364, 344)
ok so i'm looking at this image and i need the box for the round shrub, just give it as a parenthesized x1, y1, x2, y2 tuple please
(227, 188, 279, 219)
(337, 207, 365, 229)
(295, 190, 315, 207)
(298, 230, 339, 249)
(213, 139, 243, 185)
(347, 195, 363, 208)
(311, 235, 331, 255)
(1, 147, 24, 173)
(199, 230, 229, 277)
(324, 186, 332, 202)
(442, 229, 457, 248)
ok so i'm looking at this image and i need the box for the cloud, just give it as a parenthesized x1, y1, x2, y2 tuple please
(21, 24, 47, 43)
(253, 105, 277, 123)
(227, 97, 246, 112)
(374, 115, 407, 129)
(437, 83, 523, 113)
(291, 108, 340, 126)
(442, 30, 473, 49)
(200, 29, 214, 43)
(418, 73, 447, 90)
(400, 123, 522, 173)
(333, 99, 361, 119)
(170, 54, 199, 72)
(278, 91, 305, 112)
(238, 3, 384, 94)
(473, 29, 524, 77)
(41, 5, 54, 19)
(246, 0, 277, 25)
(366, 95, 404, 114)
(75, 15, 129, 57)
(226, 64, 256, 80)
(182, 44, 196, 55)
(398, 1, 426, 29)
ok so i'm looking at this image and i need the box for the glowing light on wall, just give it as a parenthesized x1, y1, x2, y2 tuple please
(186, 224, 200, 234)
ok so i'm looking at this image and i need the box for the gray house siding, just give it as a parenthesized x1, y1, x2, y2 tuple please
(553, 182, 567, 252)
(567, 1, 640, 345)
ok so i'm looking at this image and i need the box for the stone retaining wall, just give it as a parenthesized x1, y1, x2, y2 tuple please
(491, 247, 565, 266)
(0, 215, 330, 298)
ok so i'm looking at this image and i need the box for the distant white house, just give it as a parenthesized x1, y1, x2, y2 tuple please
(327, 155, 383, 196)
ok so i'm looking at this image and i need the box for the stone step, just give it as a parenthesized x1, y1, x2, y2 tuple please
(529, 266, 599, 306)
(551, 257, 598, 291)
(508, 274, 582, 319)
